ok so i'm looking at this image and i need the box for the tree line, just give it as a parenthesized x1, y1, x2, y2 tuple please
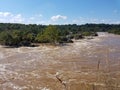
(0, 23, 119, 47)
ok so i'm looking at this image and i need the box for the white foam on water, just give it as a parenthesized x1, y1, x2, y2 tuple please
(41, 87, 50, 90)
(2, 82, 28, 90)
(0, 52, 4, 59)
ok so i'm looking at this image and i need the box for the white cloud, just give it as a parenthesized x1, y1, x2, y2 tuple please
(51, 15, 67, 21)
(37, 14, 43, 17)
(27, 14, 43, 24)
(0, 12, 120, 25)
(10, 14, 24, 23)
(0, 12, 24, 23)
(29, 17, 35, 20)
(113, 10, 118, 14)
(29, 14, 42, 20)
(0, 12, 12, 17)
(72, 17, 120, 24)
(0, 12, 43, 24)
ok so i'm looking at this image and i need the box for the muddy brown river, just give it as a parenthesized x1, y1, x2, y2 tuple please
(0, 32, 120, 90)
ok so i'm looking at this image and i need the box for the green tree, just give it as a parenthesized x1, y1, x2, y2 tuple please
(11, 30, 22, 46)
(36, 25, 60, 44)
(0, 31, 13, 45)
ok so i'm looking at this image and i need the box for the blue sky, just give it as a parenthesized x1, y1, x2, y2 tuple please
(0, 0, 120, 24)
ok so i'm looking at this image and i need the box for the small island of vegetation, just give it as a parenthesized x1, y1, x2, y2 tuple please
(0, 23, 120, 47)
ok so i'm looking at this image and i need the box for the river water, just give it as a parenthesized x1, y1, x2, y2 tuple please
(0, 32, 119, 90)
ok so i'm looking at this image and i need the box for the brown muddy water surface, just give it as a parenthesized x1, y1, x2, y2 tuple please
(0, 32, 120, 90)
